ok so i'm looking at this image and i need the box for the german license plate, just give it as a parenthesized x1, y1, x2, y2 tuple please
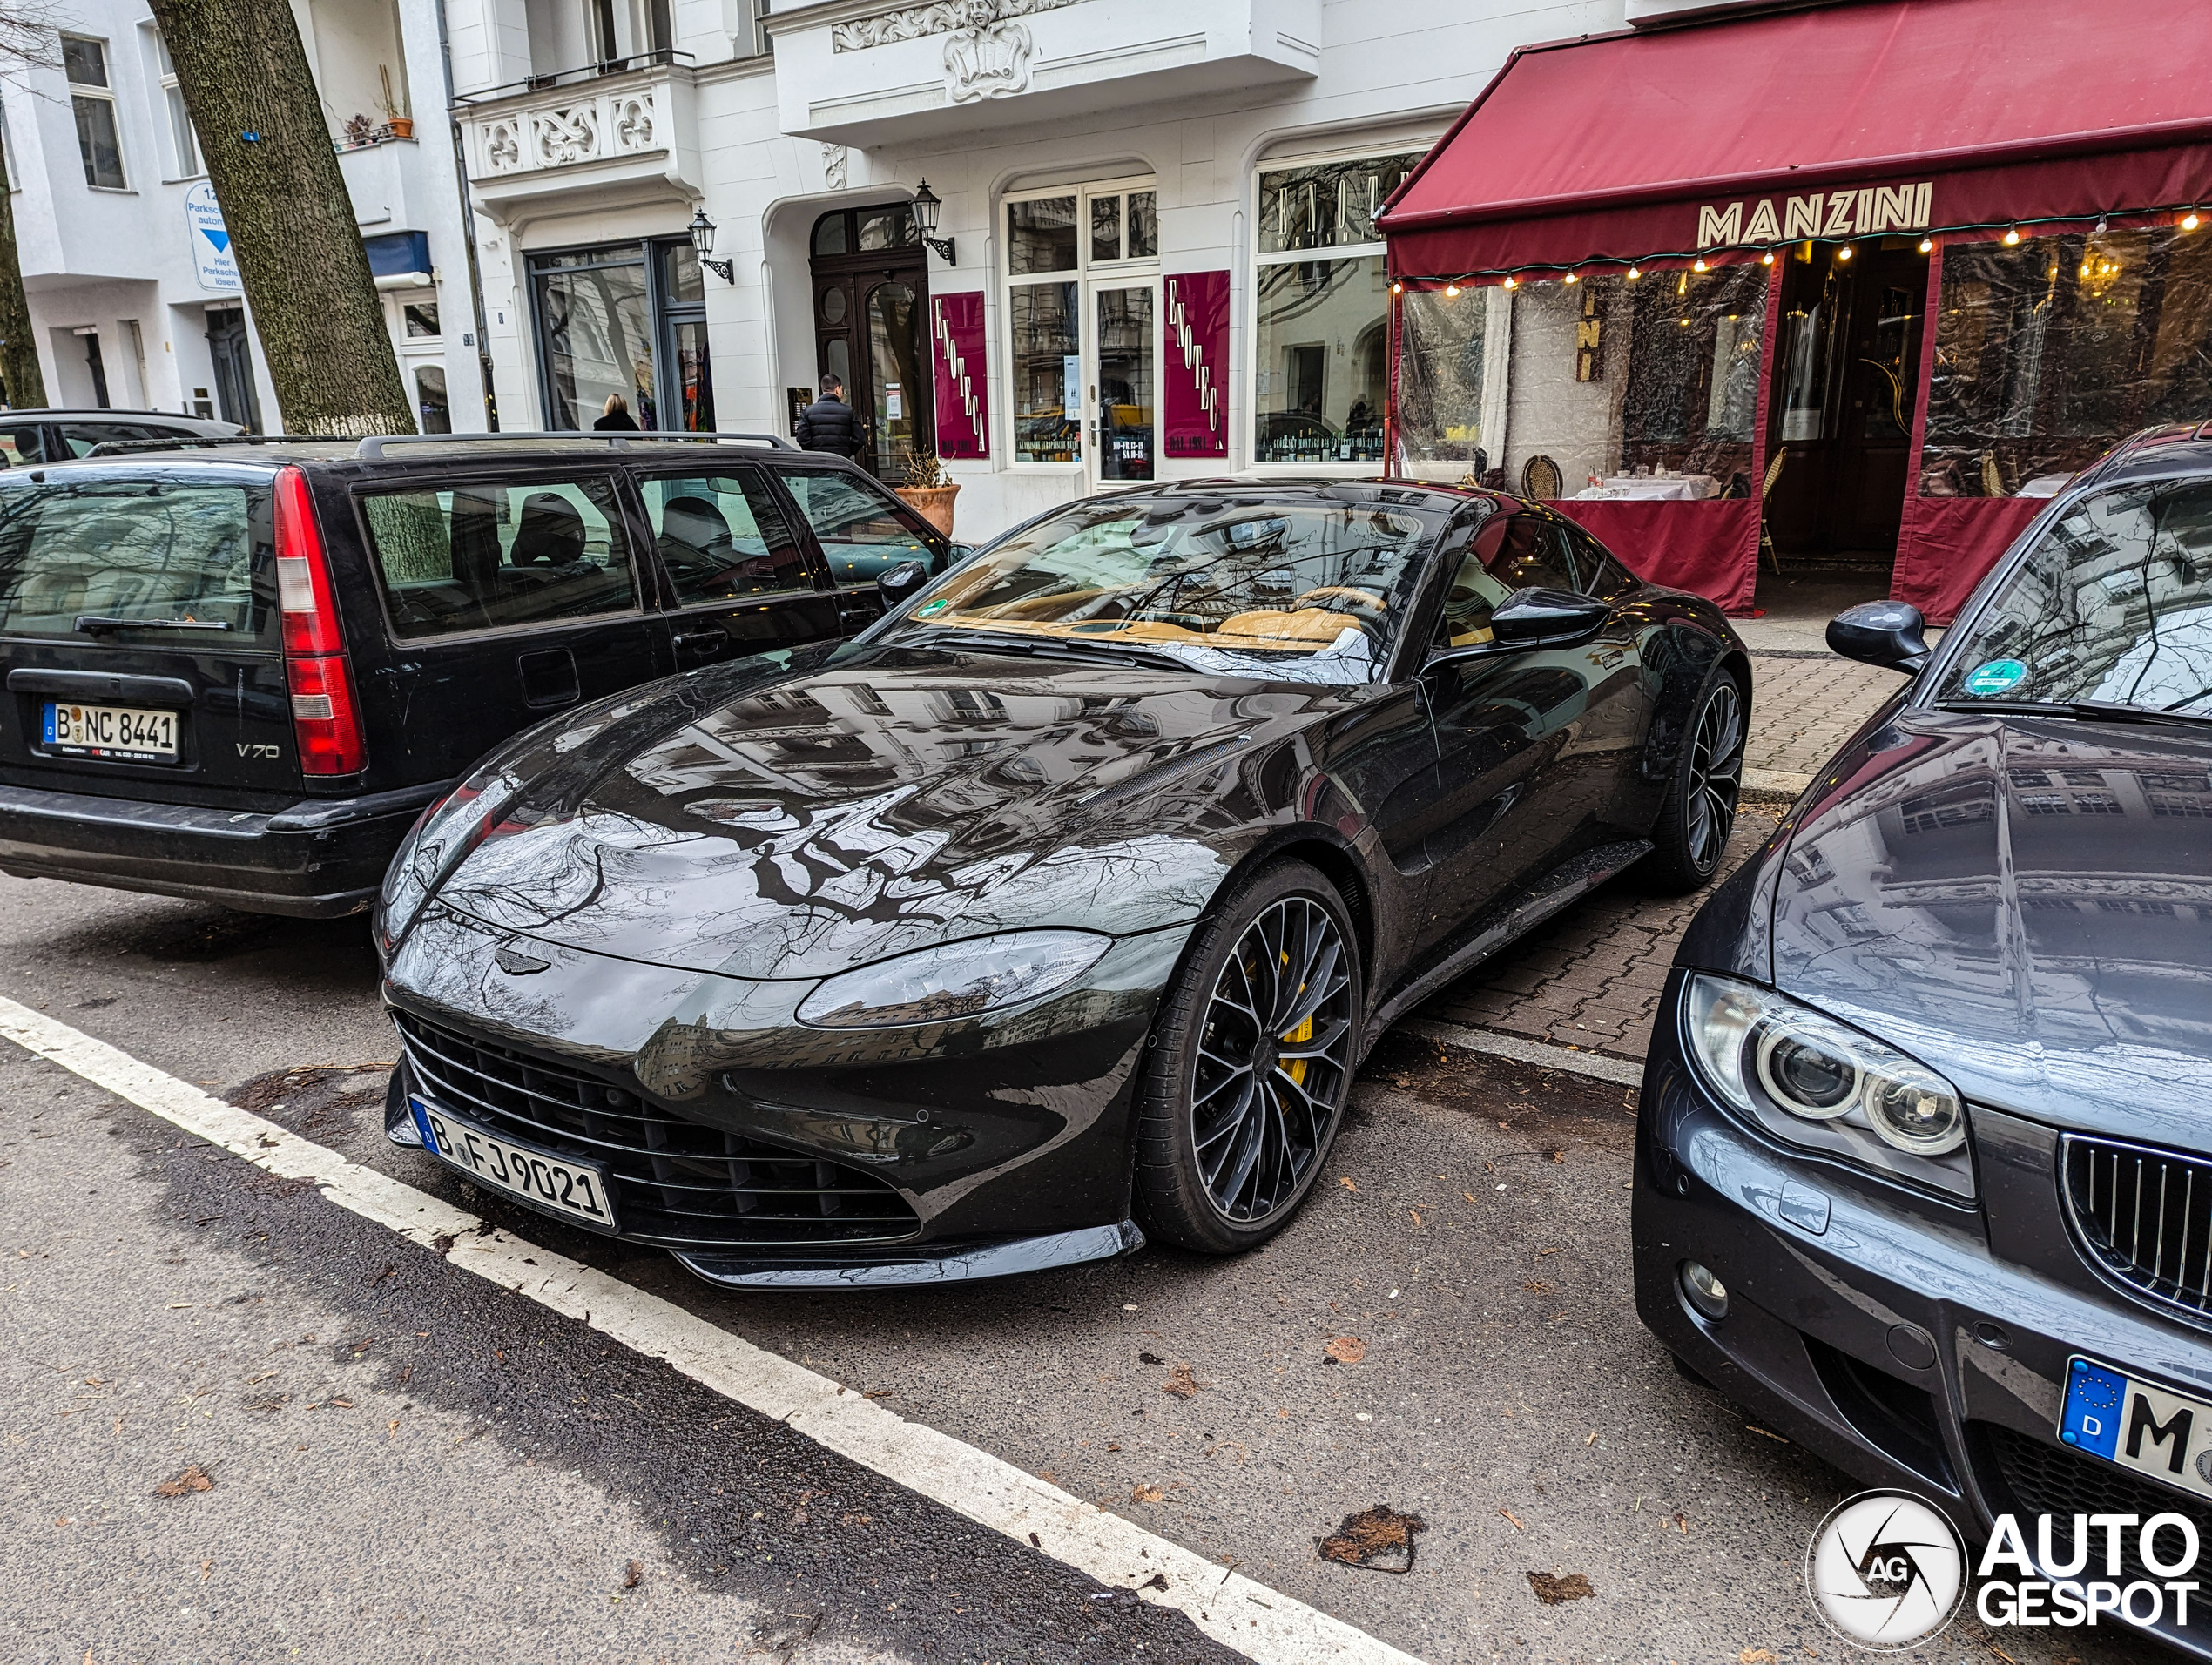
(2060, 1356, 2212, 1498)
(409, 1098, 617, 1231)
(42, 701, 178, 761)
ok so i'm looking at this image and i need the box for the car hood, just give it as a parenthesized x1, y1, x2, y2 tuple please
(1772, 707, 2212, 1144)
(430, 642, 1357, 978)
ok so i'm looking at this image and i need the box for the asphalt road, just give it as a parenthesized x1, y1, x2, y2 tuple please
(0, 866, 2161, 1665)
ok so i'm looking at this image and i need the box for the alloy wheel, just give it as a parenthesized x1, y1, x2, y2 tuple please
(1190, 895, 1355, 1223)
(1684, 679, 1746, 870)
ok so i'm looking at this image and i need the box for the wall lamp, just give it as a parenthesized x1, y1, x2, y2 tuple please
(688, 208, 735, 283)
(911, 179, 956, 264)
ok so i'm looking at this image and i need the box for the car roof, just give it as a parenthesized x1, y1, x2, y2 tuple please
(0, 408, 236, 425)
(2073, 420, 2212, 490)
(30, 430, 833, 474)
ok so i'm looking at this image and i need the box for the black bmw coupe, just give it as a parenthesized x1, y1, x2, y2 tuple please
(376, 481, 1750, 1287)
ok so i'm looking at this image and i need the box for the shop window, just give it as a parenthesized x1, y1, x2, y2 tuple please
(1251, 152, 1417, 465)
(1003, 179, 1158, 469)
(64, 37, 126, 190)
(1397, 264, 1769, 497)
(1922, 226, 2212, 498)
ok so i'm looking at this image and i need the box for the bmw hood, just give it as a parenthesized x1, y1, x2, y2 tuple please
(421, 643, 1354, 978)
(1771, 707, 2212, 1143)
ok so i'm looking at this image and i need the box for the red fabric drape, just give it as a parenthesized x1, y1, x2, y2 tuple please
(1892, 498, 2047, 624)
(1553, 500, 1760, 614)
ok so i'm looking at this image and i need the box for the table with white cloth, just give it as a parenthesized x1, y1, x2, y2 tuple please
(1573, 475, 1722, 501)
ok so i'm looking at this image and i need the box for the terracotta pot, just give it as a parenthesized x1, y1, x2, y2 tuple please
(895, 483, 960, 537)
(387, 116, 415, 140)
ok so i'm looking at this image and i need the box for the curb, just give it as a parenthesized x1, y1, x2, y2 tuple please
(1741, 766, 1812, 804)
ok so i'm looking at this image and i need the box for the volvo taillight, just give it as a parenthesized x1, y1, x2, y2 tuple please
(273, 466, 365, 775)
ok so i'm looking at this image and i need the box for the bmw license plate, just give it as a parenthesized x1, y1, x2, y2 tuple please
(42, 701, 178, 761)
(409, 1099, 617, 1231)
(2060, 1356, 2212, 1498)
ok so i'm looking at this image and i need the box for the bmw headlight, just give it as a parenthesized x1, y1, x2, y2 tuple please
(1682, 974, 1973, 1197)
(797, 931, 1112, 1029)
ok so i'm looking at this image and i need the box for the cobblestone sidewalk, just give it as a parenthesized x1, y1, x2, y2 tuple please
(1743, 650, 1900, 788)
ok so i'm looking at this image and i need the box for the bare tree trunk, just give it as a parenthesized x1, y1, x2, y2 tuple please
(0, 119, 46, 408)
(148, 1, 414, 436)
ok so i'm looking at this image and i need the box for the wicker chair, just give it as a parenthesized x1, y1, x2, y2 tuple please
(1758, 448, 1788, 574)
(1980, 453, 2007, 498)
(1520, 454, 1563, 501)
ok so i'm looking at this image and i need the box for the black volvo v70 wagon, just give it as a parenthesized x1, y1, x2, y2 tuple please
(0, 434, 952, 916)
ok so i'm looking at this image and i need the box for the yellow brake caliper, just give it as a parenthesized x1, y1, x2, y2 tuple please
(1279, 949, 1312, 1085)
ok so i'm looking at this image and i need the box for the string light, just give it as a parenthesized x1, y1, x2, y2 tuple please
(1442, 282, 1460, 297)
(1390, 280, 1403, 294)
(1760, 252, 1774, 265)
(1626, 266, 1641, 280)
(2003, 226, 2021, 245)
(1837, 245, 1854, 261)
(1502, 275, 1518, 289)
(1918, 237, 1934, 253)
(1562, 271, 1578, 284)
(1692, 259, 1708, 272)
(2184, 210, 2202, 232)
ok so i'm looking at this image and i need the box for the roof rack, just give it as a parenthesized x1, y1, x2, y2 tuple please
(79, 434, 353, 458)
(354, 430, 800, 462)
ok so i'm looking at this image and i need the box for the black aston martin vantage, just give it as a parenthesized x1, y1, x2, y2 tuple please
(375, 481, 1750, 1287)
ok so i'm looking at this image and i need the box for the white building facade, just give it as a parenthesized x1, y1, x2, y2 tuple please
(447, 0, 1765, 541)
(5, 0, 487, 434)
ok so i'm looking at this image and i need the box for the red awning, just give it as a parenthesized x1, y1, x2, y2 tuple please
(1382, 0, 2212, 279)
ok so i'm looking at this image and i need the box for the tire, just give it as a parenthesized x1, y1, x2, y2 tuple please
(1641, 669, 1748, 894)
(1133, 860, 1361, 1255)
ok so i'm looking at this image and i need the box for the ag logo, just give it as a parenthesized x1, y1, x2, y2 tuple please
(1805, 1491, 1966, 1649)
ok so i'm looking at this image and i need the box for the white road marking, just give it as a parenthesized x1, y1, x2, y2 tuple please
(1403, 1017, 1644, 1087)
(0, 995, 1421, 1665)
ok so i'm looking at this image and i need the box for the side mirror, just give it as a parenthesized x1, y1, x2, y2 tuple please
(878, 559, 929, 612)
(1827, 600, 1930, 674)
(1488, 586, 1610, 646)
(945, 543, 979, 568)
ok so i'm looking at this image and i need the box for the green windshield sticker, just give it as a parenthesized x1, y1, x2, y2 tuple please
(1962, 659, 2028, 696)
(916, 597, 951, 617)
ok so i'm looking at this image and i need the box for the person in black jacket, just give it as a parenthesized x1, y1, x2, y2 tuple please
(593, 394, 641, 432)
(795, 375, 864, 458)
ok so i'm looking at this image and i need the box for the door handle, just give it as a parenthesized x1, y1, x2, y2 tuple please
(671, 630, 722, 653)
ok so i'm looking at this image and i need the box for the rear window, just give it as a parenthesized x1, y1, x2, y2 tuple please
(358, 475, 638, 639)
(0, 474, 273, 643)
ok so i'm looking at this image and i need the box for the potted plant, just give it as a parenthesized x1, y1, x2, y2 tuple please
(379, 68, 413, 140)
(342, 112, 377, 149)
(894, 448, 960, 536)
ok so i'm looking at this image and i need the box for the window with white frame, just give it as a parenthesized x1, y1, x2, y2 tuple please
(63, 36, 127, 190)
(153, 31, 200, 179)
(1251, 149, 1421, 465)
(1001, 179, 1158, 466)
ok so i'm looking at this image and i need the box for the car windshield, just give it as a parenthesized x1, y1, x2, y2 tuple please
(1938, 480, 2212, 717)
(887, 495, 1444, 683)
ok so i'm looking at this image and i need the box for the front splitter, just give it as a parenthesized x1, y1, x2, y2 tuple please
(673, 1221, 1146, 1290)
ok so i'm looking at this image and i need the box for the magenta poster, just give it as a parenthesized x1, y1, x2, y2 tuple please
(929, 292, 989, 460)
(1163, 271, 1230, 462)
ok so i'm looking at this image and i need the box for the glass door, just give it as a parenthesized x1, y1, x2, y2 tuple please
(1088, 282, 1156, 484)
(865, 280, 923, 478)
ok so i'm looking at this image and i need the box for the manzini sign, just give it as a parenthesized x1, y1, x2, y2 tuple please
(1695, 181, 1934, 249)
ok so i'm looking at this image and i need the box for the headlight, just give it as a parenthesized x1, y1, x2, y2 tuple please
(796, 931, 1111, 1029)
(378, 767, 525, 951)
(1683, 974, 1972, 1196)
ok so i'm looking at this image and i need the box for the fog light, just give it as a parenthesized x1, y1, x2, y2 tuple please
(1680, 1260, 1729, 1320)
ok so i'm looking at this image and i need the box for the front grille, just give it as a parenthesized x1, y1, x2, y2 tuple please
(1981, 1421, 2212, 1599)
(2064, 1135, 2212, 1323)
(393, 1010, 920, 1250)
